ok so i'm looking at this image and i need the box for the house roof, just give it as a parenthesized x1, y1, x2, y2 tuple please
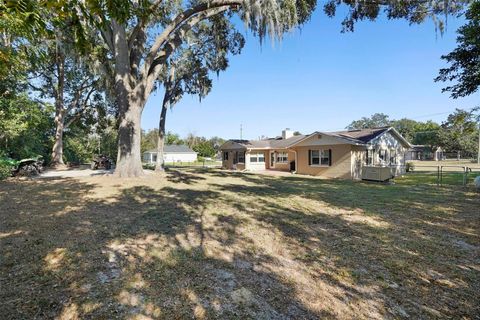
(330, 127, 390, 143)
(224, 135, 308, 150)
(145, 144, 196, 153)
(221, 127, 411, 150)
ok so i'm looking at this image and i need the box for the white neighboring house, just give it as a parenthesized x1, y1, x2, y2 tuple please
(143, 145, 197, 164)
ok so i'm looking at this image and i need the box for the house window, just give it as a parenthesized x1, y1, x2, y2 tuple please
(309, 149, 331, 166)
(378, 149, 387, 163)
(223, 151, 229, 161)
(366, 150, 373, 165)
(238, 151, 245, 163)
(389, 150, 396, 165)
(250, 152, 265, 163)
(234, 151, 245, 164)
(276, 152, 288, 163)
(152, 155, 157, 162)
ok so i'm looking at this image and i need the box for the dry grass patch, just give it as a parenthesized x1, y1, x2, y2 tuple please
(0, 169, 478, 319)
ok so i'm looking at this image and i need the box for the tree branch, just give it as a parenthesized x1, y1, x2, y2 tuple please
(77, 3, 114, 52)
(141, 0, 241, 82)
(64, 85, 96, 129)
(141, 6, 231, 102)
(128, 0, 164, 50)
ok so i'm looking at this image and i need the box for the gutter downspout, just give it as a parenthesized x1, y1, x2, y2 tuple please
(288, 148, 297, 174)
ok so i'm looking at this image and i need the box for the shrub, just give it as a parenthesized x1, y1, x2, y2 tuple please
(406, 162, 415, 172)
(0, 163, 12, 180)
(142, 163, 155, 170)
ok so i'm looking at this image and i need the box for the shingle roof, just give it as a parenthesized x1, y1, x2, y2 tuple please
(228, 135, 308, 149)
(329, 127, 390, 143)
(223, 127, 411, 150)
(146, 144, 196, 153)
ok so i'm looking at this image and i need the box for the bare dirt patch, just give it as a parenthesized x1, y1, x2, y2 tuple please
(0, 169, 478, 319)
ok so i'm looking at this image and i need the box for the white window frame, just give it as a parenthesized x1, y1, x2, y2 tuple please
(389, 149, 397, 165)
(378, 149, 388, 164)
(276, 152, 288, 163)
(309, 149, 330, 167)
(366, 149, 373, 165)
(250, 152, 265, 163)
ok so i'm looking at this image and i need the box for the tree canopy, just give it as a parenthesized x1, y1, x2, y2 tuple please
(436, 1, 480, 98)
(347, 113, 391, 129)
(347, 110, 478, 156)
(0, 0, 474, 177)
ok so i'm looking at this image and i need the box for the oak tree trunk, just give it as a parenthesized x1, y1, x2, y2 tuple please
(155, 102, 168, 171)
(114, 97, 145, 178)
(51, 111, 66, 167)
(50, 44, 66, 168)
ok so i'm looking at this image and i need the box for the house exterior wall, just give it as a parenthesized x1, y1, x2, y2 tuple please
(293, 144, 353, 179)
(222, 150, 237, 169)
(164, 153, 197, 163)
(143, 152, 197, 163)
(368, 131, 407, 175)
(222, 151, 233, 169)
(351, 145, 366, 180)
(266, 150, 295, 171)
(222, 149, 247, 170)
(295, 134, 351, 146)
(246, 150, 267, 171)
(143, 152, 154, 163)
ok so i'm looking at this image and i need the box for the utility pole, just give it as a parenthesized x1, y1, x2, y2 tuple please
(240, 124, 243, 140)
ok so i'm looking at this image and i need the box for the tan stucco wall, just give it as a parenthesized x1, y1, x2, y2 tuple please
(222, 150, 233, 169)
(266, 150, 295, 171)
(222, 150, 246, 170)
(351, 145, 366, 180)
(293, 144, 353, 179)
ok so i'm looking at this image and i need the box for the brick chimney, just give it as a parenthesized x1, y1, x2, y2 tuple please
(282, 128, 294, 139)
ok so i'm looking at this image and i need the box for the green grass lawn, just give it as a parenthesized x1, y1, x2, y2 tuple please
(401, 171, 480, 186)
(0, 169, 478, 319)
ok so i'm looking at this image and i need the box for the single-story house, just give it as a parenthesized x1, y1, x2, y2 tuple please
(220, 127, 412, 180)
(143, 145, 197, 164)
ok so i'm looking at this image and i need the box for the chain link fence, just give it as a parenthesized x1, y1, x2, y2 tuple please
(404, 163, 480, 187)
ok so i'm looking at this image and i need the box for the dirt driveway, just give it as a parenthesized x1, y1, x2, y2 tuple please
(37, 168, 156, 179)
(37, 168, 114, 179)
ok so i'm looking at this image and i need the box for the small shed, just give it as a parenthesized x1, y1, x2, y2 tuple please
(143, 145, 197, 164)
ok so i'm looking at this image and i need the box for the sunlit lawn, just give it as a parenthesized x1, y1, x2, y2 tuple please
(0, 169, 478, 319)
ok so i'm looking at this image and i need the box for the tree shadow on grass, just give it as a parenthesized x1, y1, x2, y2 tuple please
(208, 171, 480, 318)
(0, 176, 329, 319)
(165, 167, 207, 184)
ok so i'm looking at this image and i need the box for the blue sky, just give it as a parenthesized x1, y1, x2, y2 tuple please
(141, 8, 479, 140)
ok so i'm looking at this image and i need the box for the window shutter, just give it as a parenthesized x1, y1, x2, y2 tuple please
(328, 149, 332, 166)
(308, 150, 311, 165)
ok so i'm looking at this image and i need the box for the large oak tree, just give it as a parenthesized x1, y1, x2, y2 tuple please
(4, 0, 468, 177)
(69, 0, 316, 177)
